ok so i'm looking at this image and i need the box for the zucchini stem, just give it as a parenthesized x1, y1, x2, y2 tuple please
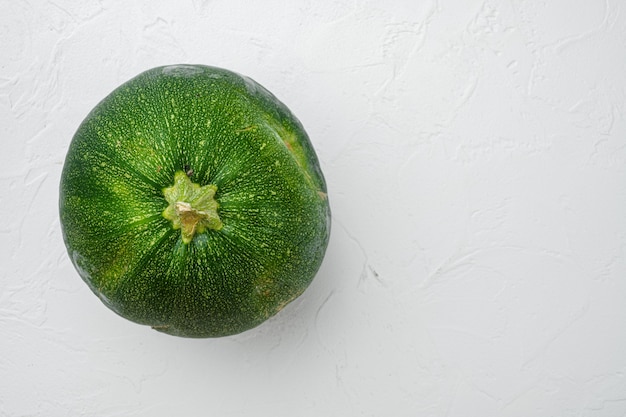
(162, 171, 222, 243)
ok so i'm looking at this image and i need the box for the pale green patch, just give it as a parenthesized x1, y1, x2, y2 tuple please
(262, 116, 318, 189)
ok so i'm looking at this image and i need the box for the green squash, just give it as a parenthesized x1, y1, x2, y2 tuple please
(59, 65, 330, 338)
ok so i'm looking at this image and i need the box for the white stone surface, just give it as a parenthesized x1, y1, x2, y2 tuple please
(2, 0, 626, 415)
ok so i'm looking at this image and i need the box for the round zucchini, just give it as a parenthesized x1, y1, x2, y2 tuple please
(59, 65, 330, 338)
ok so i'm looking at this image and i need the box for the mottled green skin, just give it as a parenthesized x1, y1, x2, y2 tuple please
(59, 65, 330, 338)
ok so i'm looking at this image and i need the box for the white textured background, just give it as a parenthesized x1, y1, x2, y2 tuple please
(2, 1, 626, 416)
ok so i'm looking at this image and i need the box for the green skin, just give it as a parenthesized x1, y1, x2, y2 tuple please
(59, 65, 330, 338)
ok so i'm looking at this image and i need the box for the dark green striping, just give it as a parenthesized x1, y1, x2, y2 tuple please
(59, 64, 330, 337)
